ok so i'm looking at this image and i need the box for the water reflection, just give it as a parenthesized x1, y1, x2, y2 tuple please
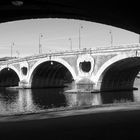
(31, 88, 67, 109)
(100, 91, 134, 104)
(133, 79, 140, 102)
(18, 89, 36, 112)
(0, 88, 37, 114)
(65, 93, 102, 107)
(0, 88, 19, 114)
(0, 82, 140, 115)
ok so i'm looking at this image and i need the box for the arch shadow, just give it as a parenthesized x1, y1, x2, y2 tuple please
(98, 57, 140, 91)
(0, 67, 20, 87)
(92, 52, 140, 91)
(28, 58, 76, 88)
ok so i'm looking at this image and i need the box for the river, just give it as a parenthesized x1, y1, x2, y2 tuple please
(0, 78, 140, 115)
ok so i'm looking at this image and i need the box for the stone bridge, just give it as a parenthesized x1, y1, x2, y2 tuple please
(1, 44, 140, 92)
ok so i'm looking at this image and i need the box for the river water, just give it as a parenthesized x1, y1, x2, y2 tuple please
(0, 79, 140, 115)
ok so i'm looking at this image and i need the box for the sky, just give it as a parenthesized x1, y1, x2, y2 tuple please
(0, 18, 139, 57)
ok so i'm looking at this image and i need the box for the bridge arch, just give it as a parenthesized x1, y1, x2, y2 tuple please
(28, 57, 77, 88)
(93, 53, 140, 91)
(0, 65, 21, 87)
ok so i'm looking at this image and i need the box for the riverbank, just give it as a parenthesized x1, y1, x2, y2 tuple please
(0, 102, 140, 139)
(0, 101, 140, 122)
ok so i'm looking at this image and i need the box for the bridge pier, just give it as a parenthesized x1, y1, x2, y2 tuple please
(94, 81, 102, 91)
(18, 80, 31, 89)
(75, 78, 96, 92)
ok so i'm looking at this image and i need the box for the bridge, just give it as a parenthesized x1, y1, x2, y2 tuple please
(1, 44, 140, 92)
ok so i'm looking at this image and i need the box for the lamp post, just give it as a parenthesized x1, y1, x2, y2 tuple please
(16, 50, 20, 58)
(79, 25, 83, 50)
(69, 38, 72, 51)
(39, 33, 43, 54)
(11, 42, 14, 57)
(109, 30, 113, 47)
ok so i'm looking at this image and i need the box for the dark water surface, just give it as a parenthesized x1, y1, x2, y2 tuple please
(0, 79, 140, 115)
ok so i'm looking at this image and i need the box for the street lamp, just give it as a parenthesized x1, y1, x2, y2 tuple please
(16, 50, 20, 58)
(79, 25, 83, 50)
(109, 30, 113, 47)
(69, 38, 72, 51)
(11, 42, 14, 57)
(39, 33, 43, 54)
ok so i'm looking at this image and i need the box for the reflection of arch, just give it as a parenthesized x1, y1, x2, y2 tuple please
(0, 65, 21, 87)
(31, 88, 66, 108)
(27, 58, 77, 87)
(93, 53, 140, 91)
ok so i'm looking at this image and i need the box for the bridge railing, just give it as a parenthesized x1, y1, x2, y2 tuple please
(0, 43, 140, 65)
